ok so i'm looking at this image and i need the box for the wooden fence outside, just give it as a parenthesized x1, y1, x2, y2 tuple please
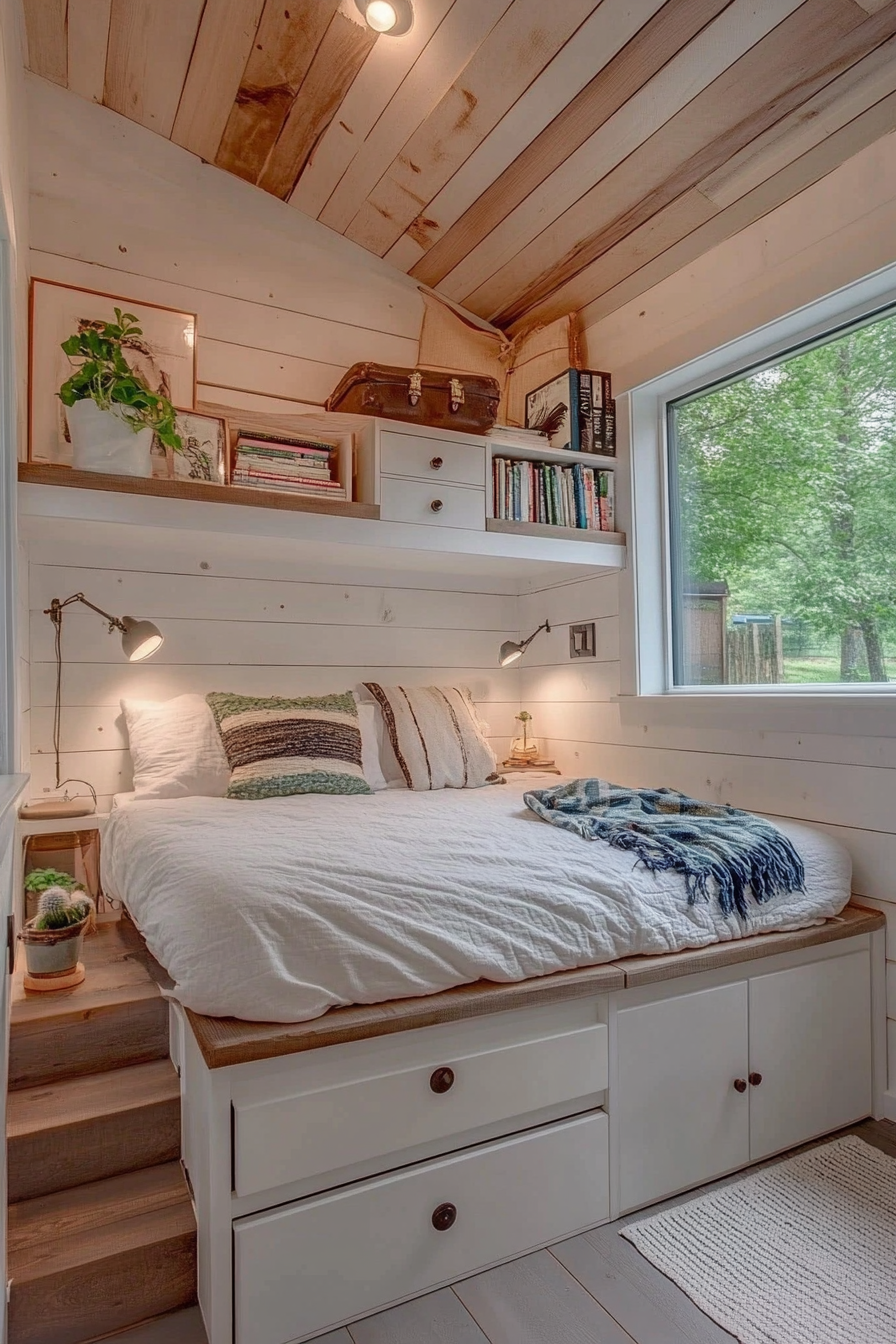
(726, 618, 784, 684)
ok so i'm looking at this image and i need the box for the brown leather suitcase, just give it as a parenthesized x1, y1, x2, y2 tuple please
(326, 363, 501, 435)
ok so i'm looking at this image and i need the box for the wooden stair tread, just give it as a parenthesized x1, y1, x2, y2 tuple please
(8, 1060, 179, 1139)
(11, 918, 171, 1023)
(9, 1163, 195, 1283)
(10, 920, 172, 1090)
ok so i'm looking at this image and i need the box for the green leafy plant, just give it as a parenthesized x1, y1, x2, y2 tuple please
(58, 308, 182, 452)
(34, 886, 92, 931)
(24, 867, 79, 894)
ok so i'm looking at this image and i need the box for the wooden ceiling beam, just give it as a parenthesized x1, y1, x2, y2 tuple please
(317, 0, 516, 235)
(514, 35, 896, 330)
(214, 0, 340, 185)
(171, 0, 266, 163)
(67, 0, 112, 104)
(407, 0, 732, 289)
(435, 0, 807, 308)
(257, 12, 377, 201)
(477, 0, 896, 324)
(22, 0, 68, 87)
(551, 89, 896, 336)
(343, 0, 602, 258)
(104, 0, 205, 138)
(288, 0, 456, 221)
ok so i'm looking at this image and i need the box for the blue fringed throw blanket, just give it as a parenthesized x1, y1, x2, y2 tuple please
(524, 779, 805, 919)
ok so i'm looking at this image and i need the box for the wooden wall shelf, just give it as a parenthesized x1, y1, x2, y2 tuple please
(18, 463, 379, 521)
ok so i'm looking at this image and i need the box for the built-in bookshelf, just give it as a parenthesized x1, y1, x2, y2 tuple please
(490, 449, 616, 537)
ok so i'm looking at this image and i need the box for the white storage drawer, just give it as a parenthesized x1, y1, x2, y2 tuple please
(381, 430, 485, 486)
(233, 1020, 607, 1196)
(235, 1111, 609, 1344)
(380, 475, 485, 530)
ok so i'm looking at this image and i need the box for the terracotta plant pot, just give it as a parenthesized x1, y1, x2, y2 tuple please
(19, 915, 89, 990)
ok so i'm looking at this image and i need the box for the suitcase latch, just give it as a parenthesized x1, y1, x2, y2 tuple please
(408, 371, 423, 406)
(449, 378, 464, 412)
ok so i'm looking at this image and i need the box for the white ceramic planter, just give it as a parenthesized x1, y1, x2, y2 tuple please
(66, 398, 153, 477)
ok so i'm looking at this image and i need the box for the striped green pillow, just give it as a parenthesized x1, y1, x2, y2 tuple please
(206, 691, 371, 800)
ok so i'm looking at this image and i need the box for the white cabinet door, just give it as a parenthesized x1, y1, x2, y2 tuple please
(748, 950, 872, 1160)
(617, 982, 750, 1212)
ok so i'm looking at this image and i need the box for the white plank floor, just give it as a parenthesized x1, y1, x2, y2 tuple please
(110, 1120, 895, 1344)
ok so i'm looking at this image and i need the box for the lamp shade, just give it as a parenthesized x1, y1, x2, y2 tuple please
(120, 617, 164, 662)
(499, 640, 524, 667)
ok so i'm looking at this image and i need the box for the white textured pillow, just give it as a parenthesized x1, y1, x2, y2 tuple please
(121, 695, 231, 799)
(356, 701, 388, 792)
(362, 684, 496, 790)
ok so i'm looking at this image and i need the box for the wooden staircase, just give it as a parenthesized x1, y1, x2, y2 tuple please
(7, 920, 199, 1344)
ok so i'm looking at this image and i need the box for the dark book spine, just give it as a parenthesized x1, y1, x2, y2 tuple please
(569, 370, 582, 453)
(578, 372, 593, 453)
(603, 397, 617, 456)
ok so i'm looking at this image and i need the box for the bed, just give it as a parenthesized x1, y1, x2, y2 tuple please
(102, 775, 853, 1023)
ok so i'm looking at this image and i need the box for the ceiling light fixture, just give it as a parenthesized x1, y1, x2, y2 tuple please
(356, 0, 413, 35)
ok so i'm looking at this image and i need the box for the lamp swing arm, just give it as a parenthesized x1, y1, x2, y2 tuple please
(518, 620, 550, 654)
(46, 592, 127, 635)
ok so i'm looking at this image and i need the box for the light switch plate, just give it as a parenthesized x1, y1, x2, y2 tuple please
(569, 622, 596, 658)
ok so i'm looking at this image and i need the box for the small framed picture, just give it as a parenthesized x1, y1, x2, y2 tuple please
(152, 410, 228, 484)
(30, 279, 197, 464)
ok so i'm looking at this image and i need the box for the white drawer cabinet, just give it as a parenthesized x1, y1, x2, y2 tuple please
(380, 430, 485, 487)
(234, 1111, 609, 1344)
(380, 476, 485, 529)
(616, 947, 873, 1212)
(233, 1020, 607, 1196)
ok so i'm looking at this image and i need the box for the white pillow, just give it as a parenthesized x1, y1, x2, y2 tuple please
(357, 701, 388, 792)
(121, 695, 231, 799)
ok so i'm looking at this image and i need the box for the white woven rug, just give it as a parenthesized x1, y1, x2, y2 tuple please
(622, 1135, 896, 1344)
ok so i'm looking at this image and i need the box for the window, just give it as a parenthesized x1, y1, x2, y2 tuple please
(667, 306, 896, 688)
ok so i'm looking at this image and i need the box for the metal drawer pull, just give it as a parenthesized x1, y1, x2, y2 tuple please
(733, 1078, 747, 1093)
(430, 499, 444, 513)
(749, 1072, 763, 1086)
(430, 456, 443, 470)
(432, 1202, 457, 1232)
(430, 1066, 455, 1094)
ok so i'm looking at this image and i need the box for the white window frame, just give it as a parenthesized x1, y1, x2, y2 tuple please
(619, 260, 896, 736)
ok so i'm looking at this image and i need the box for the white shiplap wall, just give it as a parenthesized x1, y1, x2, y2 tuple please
(26, 74, 433, 419)
(23, 75, 519, 810)
(559, 137, 896, 1110)
(30, 537, 521, 812)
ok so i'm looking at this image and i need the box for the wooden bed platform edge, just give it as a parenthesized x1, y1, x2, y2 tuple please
(185, 903, 885, 1070)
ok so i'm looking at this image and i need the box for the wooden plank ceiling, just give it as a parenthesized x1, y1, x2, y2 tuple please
(23, 0, 896, 333)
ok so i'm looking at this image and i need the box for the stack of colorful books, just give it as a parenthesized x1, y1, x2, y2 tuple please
(492, 458, 614, 531)
(231, 429, 345, 499)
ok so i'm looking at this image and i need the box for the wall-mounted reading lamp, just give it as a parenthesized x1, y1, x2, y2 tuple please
(498, 620, 551, 668)
(22, 593, 165, 819)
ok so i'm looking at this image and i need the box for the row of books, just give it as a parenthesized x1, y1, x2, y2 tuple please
(231, 428, 345, 498)
(492, 458, 615, 532)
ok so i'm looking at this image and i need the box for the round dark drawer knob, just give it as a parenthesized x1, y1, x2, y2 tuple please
(430, 456, 444, 470)
(430, 1066, 455, 1094)
(432, 1202, 457, 1232)
(733, 1077, 747, 1093)
(749, 1072, 763, 1087)
(430, 499, 444, 513)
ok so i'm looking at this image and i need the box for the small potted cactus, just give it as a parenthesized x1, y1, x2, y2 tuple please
(23, 867, 80, 922)
(19, 886, 95, 991)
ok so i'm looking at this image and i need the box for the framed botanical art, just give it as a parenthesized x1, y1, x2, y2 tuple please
(29, 279, 197, 464)
(151, 409, 228, 484)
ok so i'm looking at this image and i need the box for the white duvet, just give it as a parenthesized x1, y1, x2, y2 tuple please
(102, 777, 852, 1023)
